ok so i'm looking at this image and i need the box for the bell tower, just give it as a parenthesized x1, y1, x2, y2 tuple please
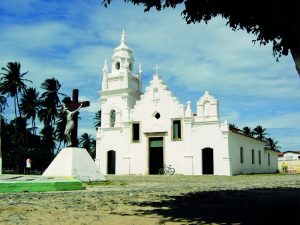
(100, 31, 142, 128)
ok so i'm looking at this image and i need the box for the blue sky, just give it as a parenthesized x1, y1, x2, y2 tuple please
(1, 0, 299, 151)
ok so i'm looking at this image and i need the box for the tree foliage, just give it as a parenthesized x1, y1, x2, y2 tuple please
(79, 133, 96, 159)
(252, 125, 268, 140)
(102, 0, 300, 76)
(38, 78, 64, 126)
(265, 137, 281, 152)
(94, 110, 101, 128)
(0, 62, 31, 118)
(20, 87, 40, 133)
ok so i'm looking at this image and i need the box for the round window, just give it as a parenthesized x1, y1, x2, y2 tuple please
(155, 112, 160, 119)
(115, 62, 120, 70)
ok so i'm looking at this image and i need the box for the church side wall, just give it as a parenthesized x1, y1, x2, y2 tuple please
(228, 132, 278, 175)
(191, 123, 231, 176)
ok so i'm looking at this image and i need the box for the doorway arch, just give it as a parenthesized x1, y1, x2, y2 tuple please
(202, 147, 214, 174)
(107, 150, 116, 174)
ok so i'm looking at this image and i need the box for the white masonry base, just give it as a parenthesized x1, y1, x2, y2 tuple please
(42, 147, 106, 182)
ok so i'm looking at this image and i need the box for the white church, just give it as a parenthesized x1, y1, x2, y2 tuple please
(95, 32, 278, 176)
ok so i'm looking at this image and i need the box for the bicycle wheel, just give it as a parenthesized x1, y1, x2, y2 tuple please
(158, 168, 164, 175)
(168, 167, 175, 175)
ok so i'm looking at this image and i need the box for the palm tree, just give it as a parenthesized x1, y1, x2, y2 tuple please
(229, 123, 239, 131)
(253, 125, 268, 140)
(265, 137, 281, 152)
(0, 62, 31, 118)
(94, 110, 101, 128)
(20, 87, 40, 134)
(79, 133, 95, 158)
(38, 78, 65, 126)
(79, 133, 92, 149)
(242, 126, 253, 136)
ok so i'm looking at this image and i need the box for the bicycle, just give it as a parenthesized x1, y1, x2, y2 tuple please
(158, 164, 175, 175)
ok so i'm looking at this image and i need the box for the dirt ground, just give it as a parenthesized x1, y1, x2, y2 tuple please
(0, 174, 299, 225)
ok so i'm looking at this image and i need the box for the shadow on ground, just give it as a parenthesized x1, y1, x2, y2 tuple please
(128, 188, 300, 224)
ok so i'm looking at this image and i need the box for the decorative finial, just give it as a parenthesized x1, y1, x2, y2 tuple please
(186, 101, 192, 117)
(103, 59, 108, 73)
(154, 64, 160, 75)
(121, 29, 126, 45)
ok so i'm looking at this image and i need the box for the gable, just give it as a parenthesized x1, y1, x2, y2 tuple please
(131, 75, 184, 122)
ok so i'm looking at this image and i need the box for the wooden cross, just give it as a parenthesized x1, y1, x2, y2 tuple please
(64, 89, 90, 147)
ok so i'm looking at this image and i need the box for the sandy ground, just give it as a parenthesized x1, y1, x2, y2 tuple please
(0, 174, 299, 225)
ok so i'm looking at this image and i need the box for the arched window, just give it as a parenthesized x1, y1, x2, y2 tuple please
(115, 62, 120, 70)
(240, 147, 244, 164)
(110, 110, 116, 127)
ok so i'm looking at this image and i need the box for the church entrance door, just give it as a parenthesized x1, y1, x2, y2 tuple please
(149, 137, 164, 174)
(202, 147, 214, 174)
(107, 150, 116, 174)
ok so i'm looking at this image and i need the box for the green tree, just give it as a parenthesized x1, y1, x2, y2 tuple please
(265, 137, 281, 152)
(0, 62, 31, 119)
(103, 0, 300, 76)
(229, 123, 239, 131)
(40, 125, 56, 169)
(94, 110, 101, 128)
(79, 133, 96, 159)
(9, 117, 30, 173)
(242, 126, 253, 136)
(20, 87, 40, 134)
(253, 125, 268, 140)
(38, 78, 65, 126)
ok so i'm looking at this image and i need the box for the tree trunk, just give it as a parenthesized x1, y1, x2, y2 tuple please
(16, 94, 21, 117)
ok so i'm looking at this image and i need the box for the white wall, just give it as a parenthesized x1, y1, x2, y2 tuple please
(228, 132, 278, 175)
(279, 152, 300, 161)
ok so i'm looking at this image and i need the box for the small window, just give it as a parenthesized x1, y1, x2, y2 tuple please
(172, 119, 181, 140)
(110, 110, 116, 127)
(240, 147, 244, 164)
(268, 153, 270, 166)
(115, 62, 120, 70)
(132, 123, 140, 142)
(252, 149, 255, 164)
(258, 150, 261, 165)
(129, 63, 132, 71)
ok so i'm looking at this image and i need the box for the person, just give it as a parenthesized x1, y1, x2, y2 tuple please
(63, 103, 82, 146)
(282, 162, 288, 173)
(25, 158, 32, 175)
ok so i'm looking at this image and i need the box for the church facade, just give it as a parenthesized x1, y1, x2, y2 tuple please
(95, 32, 278, 176)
